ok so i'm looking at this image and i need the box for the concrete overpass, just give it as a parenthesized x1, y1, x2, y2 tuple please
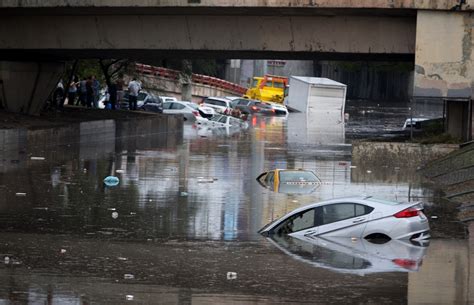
(0, 0, 473, 115)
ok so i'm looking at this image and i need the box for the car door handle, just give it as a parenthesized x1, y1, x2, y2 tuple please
(353, 218, 366, 223)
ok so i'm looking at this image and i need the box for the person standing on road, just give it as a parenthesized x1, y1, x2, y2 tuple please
(116, 73, 125, 109)
(78, 77, 87, 106)
(67, 76, 78, 105)
(127, 77, 141, 111)
(92, 75, 100, 108)
(86, 76, 94, 108)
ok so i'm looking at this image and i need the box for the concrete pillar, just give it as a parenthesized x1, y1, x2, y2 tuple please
(0, 61, 64, 115)
(414, 11, 473, 98)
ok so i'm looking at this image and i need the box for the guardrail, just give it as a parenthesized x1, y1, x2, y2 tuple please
(136, 63, 247, 95)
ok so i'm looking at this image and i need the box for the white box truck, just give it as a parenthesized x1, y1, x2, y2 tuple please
(287, 76, 347, 144)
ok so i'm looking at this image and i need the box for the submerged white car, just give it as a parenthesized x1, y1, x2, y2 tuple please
(259, 196, 430, 242)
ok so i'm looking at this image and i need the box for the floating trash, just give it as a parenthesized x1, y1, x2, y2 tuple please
(197, 177, 215, 183)
(112, 212, 119, 219)
(126, 295, 134, 301)
(124, 274, 135, 280)
(116, 169, 125, 173)
(30, 156, 45, 161)
(226, 272, 237, 280)
(366, 170, 372, 174)
(431, 216, 439, 219)
(180, 192, 188, 197)
(104, 176, 120, 186)
(15, 193, 26, 197)
(117, 257, 128, 261)
(60, 249, 67, 254)
(349, 165, 357, 169)
(4, 257, 9, 264)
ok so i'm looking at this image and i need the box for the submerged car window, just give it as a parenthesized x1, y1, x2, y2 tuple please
(163, 102, 172, 110)
(279, 171, 319, 183)
(276, 209, 315, 234)
(322, 204, 356, 224)
(356, 204, 374, 216)
(265, 172, 274, 183)
(321, 203, 372, 225)
(218, 116, 228, 123)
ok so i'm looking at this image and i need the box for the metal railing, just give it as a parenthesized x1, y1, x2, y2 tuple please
(135, 63, 247, 95)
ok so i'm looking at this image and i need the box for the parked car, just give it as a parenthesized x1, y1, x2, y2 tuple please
(233, 98, 275, 115)
(264, 101, 289, 116)
(121, 90, 161, 110)
(259, 196, 430, 242)
(140, 100, 163, 113)
(162, 101, 209, 123)
(256, 169, 321, 194)
(200, 97, 233, 115)
(160, 96, 178, 103)
(204, 114, 248, 128)
(267, 234, 428, 275)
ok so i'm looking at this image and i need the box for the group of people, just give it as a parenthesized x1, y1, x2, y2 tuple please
(52, 74, 142, 111)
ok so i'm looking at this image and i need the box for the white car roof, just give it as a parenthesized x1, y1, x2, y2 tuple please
(205, 97, 231, 102)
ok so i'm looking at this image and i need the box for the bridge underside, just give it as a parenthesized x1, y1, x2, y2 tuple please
(0, 50, 414, 62)
(0, 14, 416, 61)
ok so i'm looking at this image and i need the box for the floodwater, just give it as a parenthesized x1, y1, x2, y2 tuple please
(0, 103, 470, 305)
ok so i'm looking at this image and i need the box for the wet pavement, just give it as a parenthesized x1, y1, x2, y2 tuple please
(0, 102, 470, 304)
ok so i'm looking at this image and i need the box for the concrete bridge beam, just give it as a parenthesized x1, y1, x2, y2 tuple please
(0, 61, 64, 115)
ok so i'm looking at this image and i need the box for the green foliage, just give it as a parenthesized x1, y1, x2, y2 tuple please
(75, 60, 103, 81)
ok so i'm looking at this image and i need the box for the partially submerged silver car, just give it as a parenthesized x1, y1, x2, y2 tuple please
(259, 196, 430, 242)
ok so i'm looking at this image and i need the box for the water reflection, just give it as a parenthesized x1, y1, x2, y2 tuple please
(267, 235, 428, 275)
(0, 104, 470, 304)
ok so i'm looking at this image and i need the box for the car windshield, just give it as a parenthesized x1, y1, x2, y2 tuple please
(137, 92, 147, 101)
(279, 171, 319, 183)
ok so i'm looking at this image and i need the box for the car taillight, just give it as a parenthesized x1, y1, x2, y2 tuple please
(394, 207, 419, 218)
(251, 106, 258, 111)
(392, 259, 418, 270)
(192, 111, 199, 117)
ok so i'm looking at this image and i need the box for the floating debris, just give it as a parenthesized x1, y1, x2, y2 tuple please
(116, 169, 125, 173)
(180, 192, 188, 197)
(117, 257, 128, 261)
(4, 257, 9, 264)
(349, 165, 357, 169)
(431, 216, 439, 219)
(60, 249, 67, 254)
(15, 193, 26, 197)
(124, 274, 135, 280)
(366, 170, 372, 174)
(126, 295, 134, 301)
(226, 272, 237, 280)
(111, 212, 119, 219)
(104, 176, 120, 186)
(30, 156, 45, 161)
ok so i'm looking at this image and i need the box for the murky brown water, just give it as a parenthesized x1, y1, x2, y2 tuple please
(0, 108, 470, 304)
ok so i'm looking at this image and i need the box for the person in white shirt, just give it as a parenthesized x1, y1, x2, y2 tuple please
(127, 78, 141, 110)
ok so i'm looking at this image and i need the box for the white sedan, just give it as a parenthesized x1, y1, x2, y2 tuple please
(163, 101, 213, 123)
(259, 196, 430, 242)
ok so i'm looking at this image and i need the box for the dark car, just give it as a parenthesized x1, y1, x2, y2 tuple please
(120, 90, 162, 111)
(233, 98, 274, 115)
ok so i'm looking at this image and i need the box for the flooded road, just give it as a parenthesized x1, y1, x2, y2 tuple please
(0, 104, 470, 304)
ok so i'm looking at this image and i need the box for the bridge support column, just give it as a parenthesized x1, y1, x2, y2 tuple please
(414, 11, 473, 140)
(0, 61, 64, 115)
